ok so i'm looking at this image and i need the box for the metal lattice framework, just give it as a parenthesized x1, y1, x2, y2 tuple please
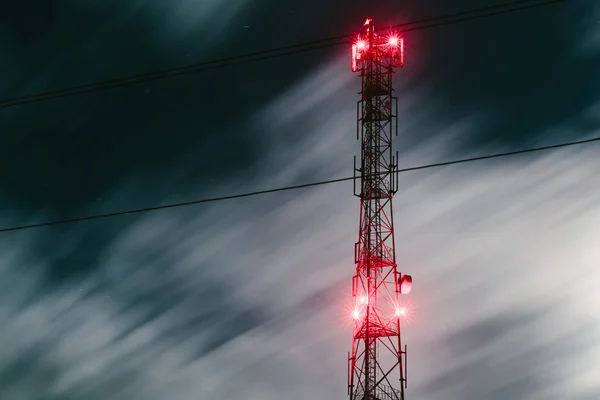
(348, 18, 412, 400)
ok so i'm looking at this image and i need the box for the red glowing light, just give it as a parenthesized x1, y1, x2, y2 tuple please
(352, 39, 367, 72)
(352, 309, 361, 320)
(399, 274, 412, 294)
(399, 38, 404, 66)
(351, 19, 406, 71)
(395, 307, 407, 317)
(351, 45, 358, 72)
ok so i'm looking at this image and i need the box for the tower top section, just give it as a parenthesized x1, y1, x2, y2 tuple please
(351, 18, 404, 72)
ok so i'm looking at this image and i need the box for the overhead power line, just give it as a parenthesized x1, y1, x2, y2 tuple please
(0, 0, 564, 110)
(0, 135, 596, 234)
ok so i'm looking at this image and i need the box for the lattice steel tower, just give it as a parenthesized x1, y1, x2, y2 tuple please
(348, 18, 413, 400)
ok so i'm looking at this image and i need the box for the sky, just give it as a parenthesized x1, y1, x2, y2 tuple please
(0, 0, 599, 399)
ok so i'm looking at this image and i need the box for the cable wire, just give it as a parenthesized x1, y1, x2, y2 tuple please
(1, 135, 596, 234)
(0, 0, 564, 110)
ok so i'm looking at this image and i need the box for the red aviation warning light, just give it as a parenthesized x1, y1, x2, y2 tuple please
(351, 39, 366, 72)
(351, 21, 404, 72)
(399, 274, 413, 294)
(395, 307, 407, 317)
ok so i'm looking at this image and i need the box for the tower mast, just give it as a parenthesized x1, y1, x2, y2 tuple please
(348, 18, 412, 400)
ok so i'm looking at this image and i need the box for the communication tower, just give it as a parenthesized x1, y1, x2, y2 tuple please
(347, 18, 413, 400)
